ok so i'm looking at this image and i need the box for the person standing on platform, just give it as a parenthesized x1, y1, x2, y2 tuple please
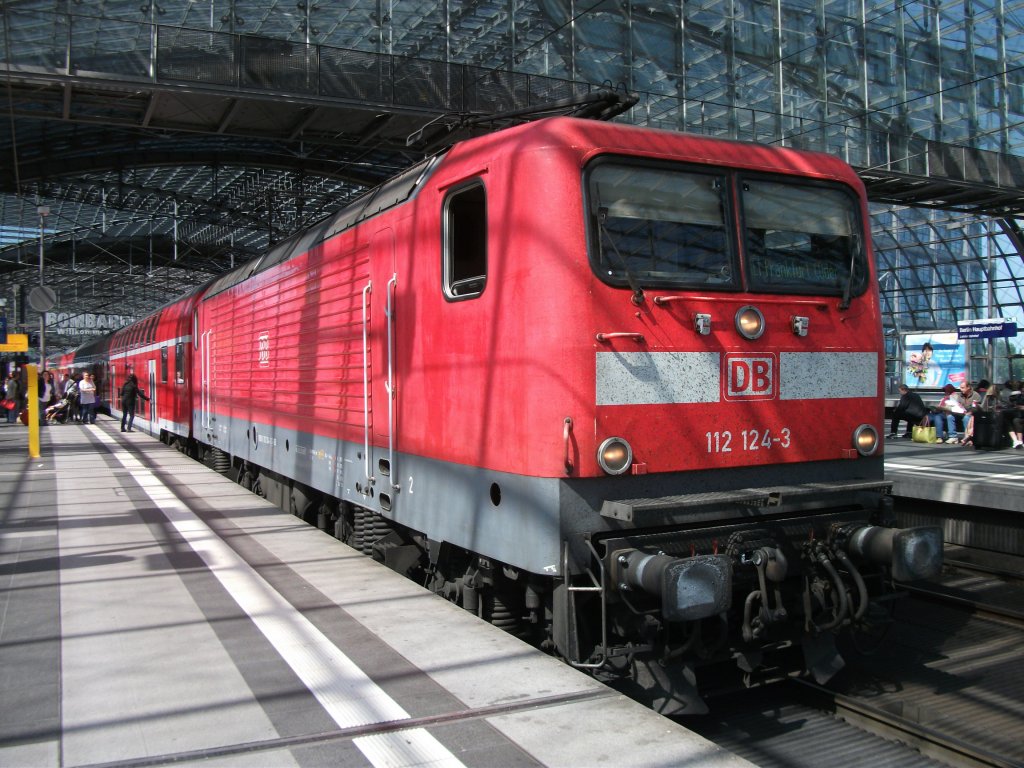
(78, 372, 98, 424)
(45, 371, 58, 406)
(119, 373, 149, 432)
(38, 372, 54, 424)
(3, 372, 20, 424)
(58, 372, 72, 399)
(65, 375, 80, 422)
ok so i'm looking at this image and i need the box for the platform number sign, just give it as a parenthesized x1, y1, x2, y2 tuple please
(257, 332, 271, 367)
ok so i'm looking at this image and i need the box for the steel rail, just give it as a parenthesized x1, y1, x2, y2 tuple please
(792, 678, 1020, 768)
(899, 580, 1024, 624)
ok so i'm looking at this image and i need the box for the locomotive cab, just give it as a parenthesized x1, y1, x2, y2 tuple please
(524, 127, 944, 711)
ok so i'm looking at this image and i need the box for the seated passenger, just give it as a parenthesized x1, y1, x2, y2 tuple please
(1010, 412, 1024, 450)
(44, 397, 71, 423)
(930, 384, 959, 443)
(890, 384, 929, 438)
(954, 381, 982, 445)
(1005, 381, 1024, 449)
(969, 382, 1011, 448)
(1008, 380, 1023, 404)
(982, 382, 1009, 410)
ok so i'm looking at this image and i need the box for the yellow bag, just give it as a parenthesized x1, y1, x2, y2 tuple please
(912, 424, 937, 444)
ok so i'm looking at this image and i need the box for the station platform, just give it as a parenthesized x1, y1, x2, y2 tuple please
(884, 437, 1024, 512)
(884, 436, 1024, 555)
(0, 418, 751, 768)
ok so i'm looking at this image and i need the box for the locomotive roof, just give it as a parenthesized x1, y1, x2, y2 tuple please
(199, 116, 860, 302)
(444, 116, 861, 186)
(203, 154, 443, 300)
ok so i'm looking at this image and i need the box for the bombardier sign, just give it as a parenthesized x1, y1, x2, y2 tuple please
(45, 312, 136, 337)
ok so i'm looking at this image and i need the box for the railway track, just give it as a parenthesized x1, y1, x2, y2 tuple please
(689, 572, 1024, 768)
(792, 679, 1019, 768)
(901, 547, 1024, 623)
(686, 683, 951, 768)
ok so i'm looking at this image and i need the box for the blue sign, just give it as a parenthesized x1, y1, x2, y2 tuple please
(0, 314, 6, 345)
(956, 318, 1018, 340)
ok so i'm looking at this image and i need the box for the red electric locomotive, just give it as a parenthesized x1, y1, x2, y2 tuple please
(69, 117, 942, 712)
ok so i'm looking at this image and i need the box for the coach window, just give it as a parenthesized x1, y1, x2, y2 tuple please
(175, 342, 185, 383)
(160, 346, 168, 383)
(443, 182, 487, 300)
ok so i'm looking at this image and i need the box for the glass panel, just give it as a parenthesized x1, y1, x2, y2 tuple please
(391, 0, 446, 59)
(451, 2, 511, 68)
(743, 180, 867, 295)
(512, 0, 572, 79)
(632, 11, 681, 95)
(314, 0, 380, 51)
(587, 163, 735, 289)
(575, 0, 627, 87)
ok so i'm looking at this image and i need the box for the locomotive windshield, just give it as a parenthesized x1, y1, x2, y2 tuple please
(588, 163, 737, 290)
(742, 179, 864, 295)
(586, 159, 867, 297)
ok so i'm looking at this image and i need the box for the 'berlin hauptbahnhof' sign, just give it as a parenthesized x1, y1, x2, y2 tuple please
(956, 317, 1019, 340)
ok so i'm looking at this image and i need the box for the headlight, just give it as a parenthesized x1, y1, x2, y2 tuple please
(598, 437, 633, 475)
(735, 305, 765, 339)
(853, 424, 879, 456)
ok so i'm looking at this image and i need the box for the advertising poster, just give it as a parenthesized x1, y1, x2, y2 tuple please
(903, 332, 967, 388)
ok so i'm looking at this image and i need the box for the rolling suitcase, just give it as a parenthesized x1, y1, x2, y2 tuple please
(972, 411, 1004, 449)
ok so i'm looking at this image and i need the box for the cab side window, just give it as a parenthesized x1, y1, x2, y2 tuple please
(443, 182, 487, 300)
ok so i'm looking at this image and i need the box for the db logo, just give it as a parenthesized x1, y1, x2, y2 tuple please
(257, 332, 271, 367)
(725, 354, 776, 399)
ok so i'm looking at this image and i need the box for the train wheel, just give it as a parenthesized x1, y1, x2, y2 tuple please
(289, 486, 318, 525)
(316, 499, 336, 532)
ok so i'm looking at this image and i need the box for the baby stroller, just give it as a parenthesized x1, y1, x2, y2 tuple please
(45, 397, 72, 424)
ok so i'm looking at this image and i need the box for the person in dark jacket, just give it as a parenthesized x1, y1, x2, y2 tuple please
(119, 373, 149, 432)
(890, 384, 929, 438)
(3, 371, 21, 424)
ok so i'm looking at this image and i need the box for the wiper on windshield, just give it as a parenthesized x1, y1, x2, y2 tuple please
(597, 206, 645, 306)
(839, 232, 860, 310)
